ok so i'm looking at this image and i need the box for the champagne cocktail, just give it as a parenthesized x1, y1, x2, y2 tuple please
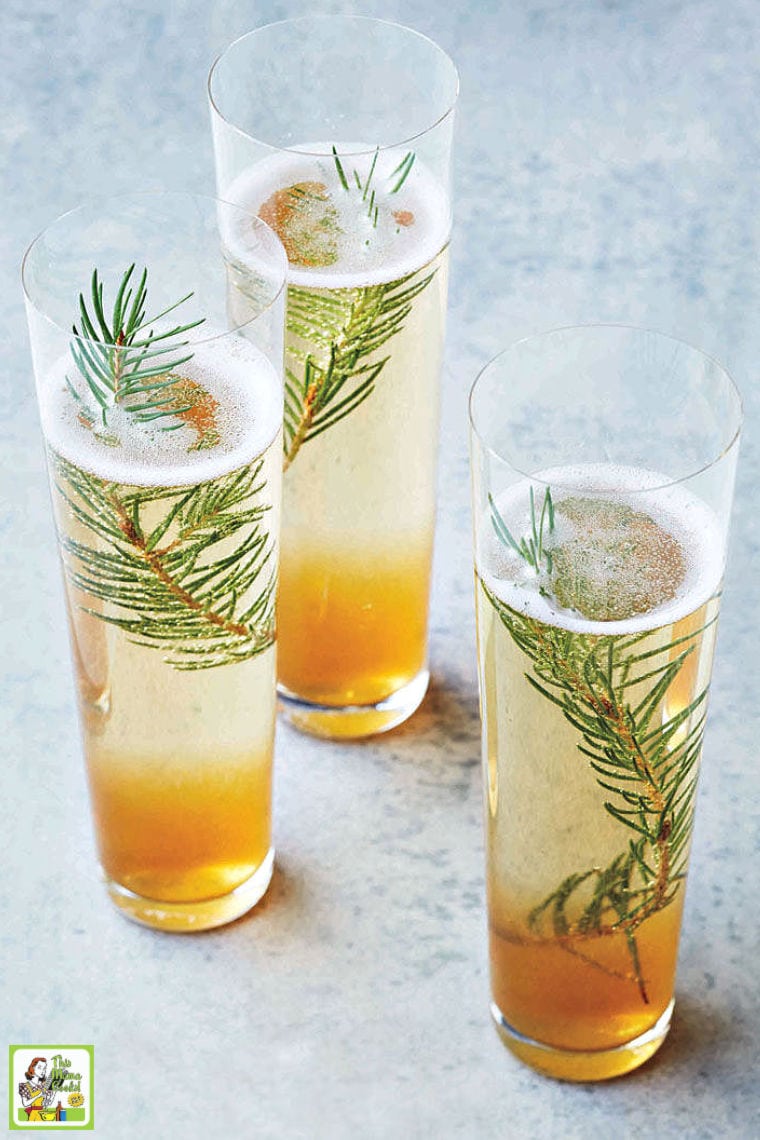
(23, 193, 287, 931)
(210, 17, 458, 737)
(470, 327, 741, 1079)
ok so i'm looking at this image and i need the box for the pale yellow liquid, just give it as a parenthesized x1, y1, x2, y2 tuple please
(52, 436, 281, 906)
(476, 573, 719, 1078)
(279, 247, 449, 715)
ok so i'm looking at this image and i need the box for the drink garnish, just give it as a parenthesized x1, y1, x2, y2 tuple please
(481, 561, 715, 1002)
(489, 486, 555, 575)
(283, 267, 436, 470)
(254, 144, 437, 470)
(53, 448, 276, 670)
(482, 474, 715, 1002)
(330, 145, 417, 229)
(68, 265, 204, 435)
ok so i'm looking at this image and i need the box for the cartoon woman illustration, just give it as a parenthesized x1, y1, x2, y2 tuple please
(18, 1057, 57, 1121)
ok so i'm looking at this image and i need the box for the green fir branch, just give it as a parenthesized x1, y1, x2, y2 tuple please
(481, 577, 715, 1001)
(332, 145, 410, 226)
(53, 451, 276, 670)
(489, 486, 555, 574)
(68, 265, 205, 430)
(283, 266, 436, 469)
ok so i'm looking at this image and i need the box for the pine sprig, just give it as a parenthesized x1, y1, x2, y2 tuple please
(489, 486, 555, 574)
(69, 265, 205, 429)
(283, 267, 436, 469)
(53, 451, 276, 670)
(481, 577, 717, 1000)
(331, 145, 415, 227)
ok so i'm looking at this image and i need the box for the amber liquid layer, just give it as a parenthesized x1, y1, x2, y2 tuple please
(278, 532, 432, 707)
(476, 580, 719, 1067)
(84, 658, 274, 904)
(278, 247, 448, 716)
(490, 895, 684, 1053)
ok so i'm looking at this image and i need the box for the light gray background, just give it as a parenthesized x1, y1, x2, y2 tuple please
(2, 1, 758, 1137)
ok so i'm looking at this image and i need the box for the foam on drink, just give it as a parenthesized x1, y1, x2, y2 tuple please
(39, 328, 283, 487)
(478, 463, 724, 636)
(222, 143, 451, 288)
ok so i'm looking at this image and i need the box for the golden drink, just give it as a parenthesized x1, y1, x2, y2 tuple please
(43, 332, 282, 930)
(225, 148, 450, 735)
(277, 531, 432, 708)
(476, 467, 722, 1079)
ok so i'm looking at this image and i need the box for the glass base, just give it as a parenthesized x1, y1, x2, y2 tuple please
(103, 848, 275, 933)
(277, 668, 429, 739)
(491, 998, 674, 1081)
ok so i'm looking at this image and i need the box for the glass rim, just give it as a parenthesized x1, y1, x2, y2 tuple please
(207, 15, 460, 158)
(21, 189, 289, 347)
(468, 323, 744, 495)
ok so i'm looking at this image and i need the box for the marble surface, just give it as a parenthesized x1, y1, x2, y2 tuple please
(2, 1, 759, 1136)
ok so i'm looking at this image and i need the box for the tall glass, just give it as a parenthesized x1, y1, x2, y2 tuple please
(23, 192, 287, 931)
(469, 327, 741, 1080)
(209, 17, 458, 737)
